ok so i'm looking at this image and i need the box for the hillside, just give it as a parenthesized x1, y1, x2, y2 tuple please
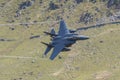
(0, 0, 120, 80)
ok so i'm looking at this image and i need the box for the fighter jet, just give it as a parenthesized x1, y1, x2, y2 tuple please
(42, 20, 89, 60)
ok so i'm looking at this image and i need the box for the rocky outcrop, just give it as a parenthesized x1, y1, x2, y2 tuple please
(18, 0, 34, 10)
(15, 0, 35, 17)
(79, 11, 93, 24)
(89, 0, 96, 3)
(75, 0, 83, 4)
(48, 1, 59, 10)
(107, 0, 120, 9)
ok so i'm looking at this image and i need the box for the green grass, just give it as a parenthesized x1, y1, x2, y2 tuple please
(0, 0, 120, 80)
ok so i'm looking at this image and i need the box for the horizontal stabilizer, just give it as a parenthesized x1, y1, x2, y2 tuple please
(44, 46, 52, 55)
(41, 42, 49, 46)
(44, 31, 57, 37)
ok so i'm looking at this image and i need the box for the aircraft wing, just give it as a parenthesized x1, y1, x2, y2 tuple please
(58, 20, 70, 36)
(49, 43, 65, 60)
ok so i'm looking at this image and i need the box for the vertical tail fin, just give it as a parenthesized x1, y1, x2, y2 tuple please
(51, 28, 55, 35)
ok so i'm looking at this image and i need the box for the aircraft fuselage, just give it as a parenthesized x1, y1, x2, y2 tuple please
(51, 33, 89, 48)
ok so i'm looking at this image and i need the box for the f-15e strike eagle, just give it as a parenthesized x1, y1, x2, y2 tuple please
(41, 20, 89, 60)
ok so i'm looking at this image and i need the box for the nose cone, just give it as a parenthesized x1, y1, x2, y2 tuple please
(84, 36, 89, 40)
(79, 35, 89, 40)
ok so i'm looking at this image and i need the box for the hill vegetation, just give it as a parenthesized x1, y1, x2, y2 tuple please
(0, 0, 120, 80)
